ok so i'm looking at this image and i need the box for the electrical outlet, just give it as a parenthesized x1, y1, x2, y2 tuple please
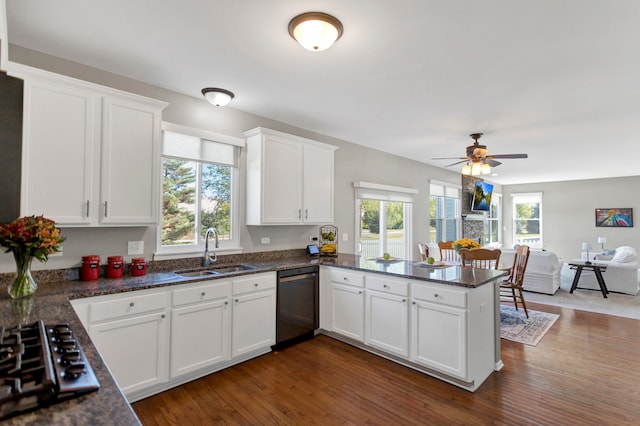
(127, 241, 144, 255)
(342, 233, 348, 242)
(261, 237, 270, 244)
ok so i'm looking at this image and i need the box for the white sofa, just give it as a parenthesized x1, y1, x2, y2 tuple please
(499, 249, 562, 295)
(571, 246, 640, 295)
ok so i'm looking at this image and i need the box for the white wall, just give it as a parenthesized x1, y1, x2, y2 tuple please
(0, 46, 461, 272)
(502, 176, 640, 261)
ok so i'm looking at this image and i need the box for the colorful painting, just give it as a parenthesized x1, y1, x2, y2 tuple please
(595, 208, 633, 227)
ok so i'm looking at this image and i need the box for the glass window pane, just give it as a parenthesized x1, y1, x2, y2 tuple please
(359, 200, 380, 258)
(161, 158, 196, 246)
(385, 201, 404, 259)
(200, 163, 232, 241)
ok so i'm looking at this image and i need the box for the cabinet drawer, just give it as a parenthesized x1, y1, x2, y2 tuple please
(326, 268, 364, 287)
(412, 284, 467, 309)
(90, 291, 168, 323)
(172, 280, 231, 307)
(233, 273, 276, 295)
(366, 275, 408, 296)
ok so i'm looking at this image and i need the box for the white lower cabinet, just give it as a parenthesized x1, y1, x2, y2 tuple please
(364, 275, 409, 358)
(170, 280, 232, 378)
(411, 294, 467, 379)
(86, 288, 170, 396)
(71, 272, 277, 401)
(326, 268, 365, 342)
(231, 274, 276, 358)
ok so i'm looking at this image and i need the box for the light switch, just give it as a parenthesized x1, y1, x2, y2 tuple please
(127, 241, 144, 255)
(261, 237, 270, 244)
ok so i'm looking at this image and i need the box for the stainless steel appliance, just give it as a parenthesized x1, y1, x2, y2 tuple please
(276, 266, 319, 348)
(0, 320, 100, 420)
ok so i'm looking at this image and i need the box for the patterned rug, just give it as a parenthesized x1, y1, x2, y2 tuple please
(500, 305, 559, 346)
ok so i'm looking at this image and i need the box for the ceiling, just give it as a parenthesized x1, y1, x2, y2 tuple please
(5, 0, 640, 185)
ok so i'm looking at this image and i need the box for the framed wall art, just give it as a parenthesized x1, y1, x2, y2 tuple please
(595, 208, 633, 227)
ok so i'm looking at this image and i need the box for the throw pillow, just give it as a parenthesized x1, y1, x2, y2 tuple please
(612, 246, 637, 263)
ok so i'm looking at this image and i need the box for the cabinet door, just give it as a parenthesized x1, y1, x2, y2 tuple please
(260, 135, 303, 224)
(411, 299, 467, 379)
(232, 290, 276, 357)
(331, 283, 365, 342)
(365, 290, 409, 357)
(100, 95, 161, 224)
(89, 311, 169, 395)
(171, 299, 230, 378)
(302, 145, 334, 224)
(21, 80, 98, 224)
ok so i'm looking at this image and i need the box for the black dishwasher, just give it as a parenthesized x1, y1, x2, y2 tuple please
(275, 266, 319, 348)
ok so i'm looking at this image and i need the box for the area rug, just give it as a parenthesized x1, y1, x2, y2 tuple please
(500, 305, 559, 346)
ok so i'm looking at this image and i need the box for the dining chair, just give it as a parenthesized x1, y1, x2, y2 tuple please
(459, 248, 501, 269)
(500, 244, 531, 318)
(418, 243, 429, 261)
(438, 241, 459, 263)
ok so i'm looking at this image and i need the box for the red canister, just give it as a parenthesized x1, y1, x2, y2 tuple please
(131, 258, 147, 276)
(81, 255, 100, 281)
(106, 255, 124, 278)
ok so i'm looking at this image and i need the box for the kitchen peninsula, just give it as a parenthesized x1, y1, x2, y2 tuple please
(0, 252, 507, 424)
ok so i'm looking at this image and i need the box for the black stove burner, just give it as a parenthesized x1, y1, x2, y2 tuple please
(0, 320, 99, 420)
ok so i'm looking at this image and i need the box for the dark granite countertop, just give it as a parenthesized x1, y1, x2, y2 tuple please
(0, 250, 507, 424)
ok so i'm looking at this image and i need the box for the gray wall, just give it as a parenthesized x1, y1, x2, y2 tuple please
(0, 46, 460, 272)
(502, 176, 640, 261)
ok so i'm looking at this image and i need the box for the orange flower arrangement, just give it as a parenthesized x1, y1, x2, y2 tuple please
(452, 238, 481, 252)
(0, 215, 65, 298)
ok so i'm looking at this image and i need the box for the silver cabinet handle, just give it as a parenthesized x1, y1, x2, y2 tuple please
(343, 277, 349, 281)
(402, 298, 406, 303)
(104, 201, 108, 217)
(412, 301, 416, 305)
(85, 200, 90, 217)
(161, 314, 165, 319)
(305, 209, 308, 219)
(129, 302, 135, 307)
(298, 209, 301, 219)
(254, 283, 258, 287)
(201, 292, 206, 296)
(383, 284, 389, 289)
(358, 290, 363, 294)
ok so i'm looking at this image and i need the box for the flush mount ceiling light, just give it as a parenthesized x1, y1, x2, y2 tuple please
(201, 88, 235, 106)
(288, 12, 344, 51)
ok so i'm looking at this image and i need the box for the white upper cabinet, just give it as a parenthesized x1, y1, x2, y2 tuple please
(10, 63, 167, 226)
(244, 127, 337, 225)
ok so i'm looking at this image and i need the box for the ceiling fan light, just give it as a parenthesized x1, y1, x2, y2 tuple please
(481, 162, 491, 174)
(289, 12, 343, 51)
(471, 161, 482, 176)
(201, 88, 235, 106)
(461, 163, 472, 175)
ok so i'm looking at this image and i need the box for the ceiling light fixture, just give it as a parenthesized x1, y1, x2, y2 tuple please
(288, 12, 344, 51)
(201, 88, 235, 106)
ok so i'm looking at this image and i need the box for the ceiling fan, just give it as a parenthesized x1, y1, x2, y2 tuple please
(432, 133, 528, 175)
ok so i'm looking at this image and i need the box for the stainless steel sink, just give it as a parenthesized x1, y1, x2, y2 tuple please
(211, 264, 256, 274)
(175, 264, 256, 278)
(175, 270, 221, 277)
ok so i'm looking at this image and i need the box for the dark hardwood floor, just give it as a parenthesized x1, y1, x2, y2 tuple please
(133, 302, 640, 425)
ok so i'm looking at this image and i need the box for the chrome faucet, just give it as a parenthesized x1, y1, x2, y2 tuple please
(203, 228, 219, 266)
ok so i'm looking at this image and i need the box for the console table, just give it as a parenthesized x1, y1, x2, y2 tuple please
(568, 261, 609, 298)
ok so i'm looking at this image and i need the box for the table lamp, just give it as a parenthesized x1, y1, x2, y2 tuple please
(582, 242, 592, 264)
(597, 237, 607, 251)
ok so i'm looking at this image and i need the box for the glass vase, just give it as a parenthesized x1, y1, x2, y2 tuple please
(8, 253, 38, 299)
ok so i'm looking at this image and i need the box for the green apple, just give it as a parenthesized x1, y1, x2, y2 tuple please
(427, 256, 435, 264)
(383, 252, 391, 260)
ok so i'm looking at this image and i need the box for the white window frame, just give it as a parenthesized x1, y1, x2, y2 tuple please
(155, 122, 244, 258)
(429, 180, 461, 244)
(353, 181, 417, 260)
(485, 192, 502, 246)
(511, 192, 543, 249)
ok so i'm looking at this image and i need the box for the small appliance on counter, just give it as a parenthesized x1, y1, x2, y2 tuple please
(0, 320, 100, 420)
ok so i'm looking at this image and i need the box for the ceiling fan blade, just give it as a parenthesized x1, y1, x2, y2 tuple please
(432, 156, 468, 160)
(486, 158, 502, 167)
(444, 160, 468, 167)
(486, 154, 528, 159)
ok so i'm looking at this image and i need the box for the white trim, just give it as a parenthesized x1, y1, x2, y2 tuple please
(162, 121, 244, 147)
(0, 0, 8, 72)
(353, 181, 419, 194)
